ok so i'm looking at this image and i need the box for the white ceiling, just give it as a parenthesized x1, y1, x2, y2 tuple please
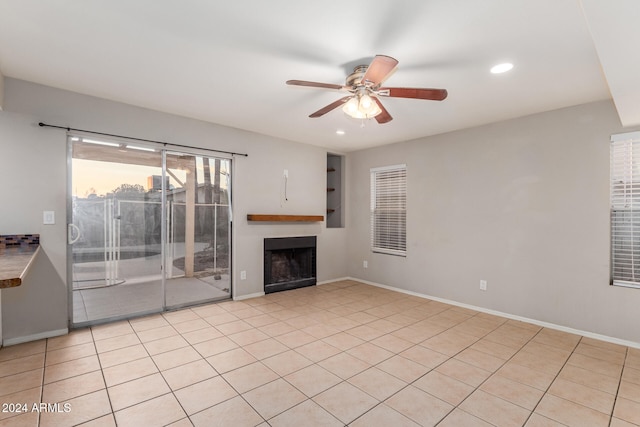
(0, 0, 638, 152)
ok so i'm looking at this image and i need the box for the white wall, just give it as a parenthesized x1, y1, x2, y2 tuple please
(0, 70, 4, 110)
(0, 78, 348, 343)
(0, 111, 69, 342)
(347, 100, 640, 344)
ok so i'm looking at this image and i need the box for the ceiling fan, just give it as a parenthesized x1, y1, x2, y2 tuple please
(286, 55, 447, 124)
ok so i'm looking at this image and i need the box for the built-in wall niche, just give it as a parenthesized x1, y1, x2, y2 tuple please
(327, 153, 345, 228)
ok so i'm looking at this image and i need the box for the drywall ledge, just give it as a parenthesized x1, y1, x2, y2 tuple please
(247, 214, 324, 222)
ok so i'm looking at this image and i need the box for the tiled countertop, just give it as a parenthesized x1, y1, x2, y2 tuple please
(0, 235, 40, 289)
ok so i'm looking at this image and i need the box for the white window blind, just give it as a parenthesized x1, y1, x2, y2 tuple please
(370, 164, 406, 256)
(611, 131, 640, 288)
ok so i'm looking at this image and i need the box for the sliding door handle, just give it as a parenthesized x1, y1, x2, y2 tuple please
(68, 223, 81, 244)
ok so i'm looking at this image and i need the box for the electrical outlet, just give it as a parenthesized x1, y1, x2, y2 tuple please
(363, 260, 368, 268)
(283, 169, 288, 178)
(480, 280, 487, 291)
(240, 270, 247, 280)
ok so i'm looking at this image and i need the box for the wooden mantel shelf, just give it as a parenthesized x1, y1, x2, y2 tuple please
(247, 214, 324, 222)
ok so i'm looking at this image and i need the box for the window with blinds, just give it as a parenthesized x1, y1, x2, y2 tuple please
(611, 131, 640, 288)
(370, 164, 407, 256)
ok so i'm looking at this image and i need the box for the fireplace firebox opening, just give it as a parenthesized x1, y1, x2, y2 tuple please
(264, 236, 316, 294)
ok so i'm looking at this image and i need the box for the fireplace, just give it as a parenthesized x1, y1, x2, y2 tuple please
(264, 236, 316, 294)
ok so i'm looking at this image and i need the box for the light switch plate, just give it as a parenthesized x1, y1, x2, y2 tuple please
(43, 211, 55, 225)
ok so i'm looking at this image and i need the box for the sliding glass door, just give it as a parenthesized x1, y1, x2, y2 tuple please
(69, 136, 231, 326)
(164, 152, 232, 309)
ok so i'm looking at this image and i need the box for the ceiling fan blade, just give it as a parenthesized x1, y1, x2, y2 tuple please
(373, 98, 393, 124)
(309, 96, 352, 118)
(286, 80, 345, 90)
(377, 87, 448, 101)
(362, 55, 399, 88)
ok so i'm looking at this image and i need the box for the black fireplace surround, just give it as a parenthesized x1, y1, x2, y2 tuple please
(264, 236, 317, 294)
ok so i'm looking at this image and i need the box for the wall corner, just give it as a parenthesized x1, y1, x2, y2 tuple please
(0, 69, 4, 111)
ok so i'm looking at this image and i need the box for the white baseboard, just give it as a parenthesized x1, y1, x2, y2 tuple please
(3, 328, 68, 347)
(234, 291, 265, 301)
(343, 277, 640, 350)
(317, 277, 350, 285)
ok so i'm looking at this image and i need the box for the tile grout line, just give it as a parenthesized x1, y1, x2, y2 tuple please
(299, 291, 530, 424)
(451, 318, 625, 424)
(87, 316, 185, 423)
(135, 309, 210, 425)
(39, 330, 109, 426)
(37, 339, 47, 427)
(427, 314, 535, 425)
(89, 325, 115, 426)
(179, 306, 270, 425)
(607, 346, 629, 427)
(339, 305, 506, 425)
(553, 338, 627, 423)
(503, 328, 577, 427)
(197, 289, 415, 424)
(201, 315, 335, 423)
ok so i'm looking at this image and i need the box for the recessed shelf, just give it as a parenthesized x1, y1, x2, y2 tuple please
(326, 154, 344, 228)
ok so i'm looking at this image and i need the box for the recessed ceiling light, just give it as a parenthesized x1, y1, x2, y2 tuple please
(336, 130, 345, 135)
(490, 63, 514, 74)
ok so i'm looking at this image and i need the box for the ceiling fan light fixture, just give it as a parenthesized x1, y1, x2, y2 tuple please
(343, 97, 359, 115)
(342, 94, 381, 119)
(359, 94, 374, 111)
(360, 95, 382, 118)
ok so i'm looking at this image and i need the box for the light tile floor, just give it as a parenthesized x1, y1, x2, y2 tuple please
(1, 280, 640, 426)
